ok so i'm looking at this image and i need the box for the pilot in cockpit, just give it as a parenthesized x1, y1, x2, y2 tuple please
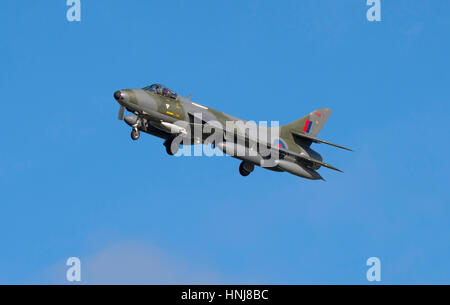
(143, 84, 178, 99)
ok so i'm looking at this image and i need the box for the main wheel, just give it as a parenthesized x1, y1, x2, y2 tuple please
(239, 161, 254, 177)
(131, 128, 140, 141)
(164, 138, 179, 156)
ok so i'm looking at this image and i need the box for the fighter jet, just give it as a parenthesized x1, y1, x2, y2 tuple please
(113, 83, 352, 180)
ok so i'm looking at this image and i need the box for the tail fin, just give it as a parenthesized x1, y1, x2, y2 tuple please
(280, 108, 332, 138)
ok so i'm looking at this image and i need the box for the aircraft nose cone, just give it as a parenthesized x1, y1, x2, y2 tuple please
(114, 90, 122, 101)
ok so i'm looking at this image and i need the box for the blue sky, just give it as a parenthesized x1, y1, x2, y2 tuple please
(0, 0, 449, 284)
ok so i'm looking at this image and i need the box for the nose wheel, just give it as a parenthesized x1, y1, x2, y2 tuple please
(131, 128, 140, 141)
(239, 161, 254, 177)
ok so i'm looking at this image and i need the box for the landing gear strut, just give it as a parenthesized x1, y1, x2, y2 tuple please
(239, 161, 255, 177)
(164, 137, 179, 156)
(131, 128, 140, 141)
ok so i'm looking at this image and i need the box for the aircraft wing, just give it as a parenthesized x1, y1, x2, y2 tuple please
(199, 121, 344, 173)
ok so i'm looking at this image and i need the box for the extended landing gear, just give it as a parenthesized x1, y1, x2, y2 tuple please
(164, 137, 179, 156)
(239, 161, 255, 177)
(131, 128, 140, 141)
(128, 116, 142, 141)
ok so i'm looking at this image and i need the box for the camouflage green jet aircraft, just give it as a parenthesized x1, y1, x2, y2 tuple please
(114, 83, 352, 180)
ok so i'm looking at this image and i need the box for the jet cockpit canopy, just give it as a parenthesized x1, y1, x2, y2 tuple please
(143, 84, 178, 99)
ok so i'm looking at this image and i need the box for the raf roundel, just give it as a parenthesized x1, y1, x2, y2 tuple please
(273, 139, 287, 149)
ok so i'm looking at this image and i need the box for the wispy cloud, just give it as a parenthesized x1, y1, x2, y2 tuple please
(38, 241, 221, 284)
